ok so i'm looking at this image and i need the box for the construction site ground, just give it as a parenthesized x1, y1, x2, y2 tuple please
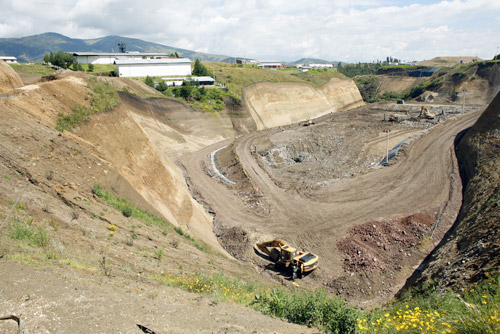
(0, 62, 493, 332)
(181, 101, 483, 307)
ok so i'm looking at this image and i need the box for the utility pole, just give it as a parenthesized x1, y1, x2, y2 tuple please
(384, 129, 390, 166)
(462, 89, 466, 114)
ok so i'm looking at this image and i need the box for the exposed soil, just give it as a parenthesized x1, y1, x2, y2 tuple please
(337, 213, 435, 273)
(181, 101, 483, 306)
(1, 59, 497, 332)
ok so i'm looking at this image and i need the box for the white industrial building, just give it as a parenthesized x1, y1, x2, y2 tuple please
(114, 58, 192, 78)
(257, 61, 283, 69)
(68, 52, 174, 65)
(162, 76, 215, 87)
(0, 56, 18, 63)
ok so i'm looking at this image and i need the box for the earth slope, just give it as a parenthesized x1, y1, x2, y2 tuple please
(0, 60, 23, 93)
(0, 62, 319, 333)
(401, 91, 500, 292)
(242, 78, 364, 130)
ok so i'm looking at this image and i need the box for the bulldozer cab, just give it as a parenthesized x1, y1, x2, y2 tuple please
(281, 245, 297, 261)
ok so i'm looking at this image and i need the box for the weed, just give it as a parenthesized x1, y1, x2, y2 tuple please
(48, 220, 59, 231)
(42, 203, 51, 213)
(154, 249, 164, 260)
(174, 226, 184, 236)
(162, 230, 168, 236)
(45, 171, 53, 181)
(131, 231, 138, 239)
(171, 240, 179, 248)
(4, 174, 11, 180)
(8, 215, 50, 248)
(71, 210, 79, 221)
(99, 254, 112, 277)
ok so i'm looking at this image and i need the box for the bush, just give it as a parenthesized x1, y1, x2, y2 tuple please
(253, 288, 359, 333)
(145, 75, 155, 88)
(122, 206, 133, 217)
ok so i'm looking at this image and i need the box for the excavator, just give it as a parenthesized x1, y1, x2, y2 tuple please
(254, 240, 319, 279)
(419, 106, 435, 119)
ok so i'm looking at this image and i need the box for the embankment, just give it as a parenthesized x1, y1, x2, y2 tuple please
(401, 91, 500, 292)
(242, 78, 364, 130)
(0, 60, 23, 93)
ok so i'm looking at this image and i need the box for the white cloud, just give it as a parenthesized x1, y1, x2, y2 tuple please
(0, 0, 498, 62)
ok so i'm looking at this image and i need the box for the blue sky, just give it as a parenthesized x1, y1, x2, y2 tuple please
(0, 0, 499, 62)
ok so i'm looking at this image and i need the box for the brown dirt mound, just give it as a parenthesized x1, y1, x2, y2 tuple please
(337, 213, 435, 273)
(0, 60, 23, 93)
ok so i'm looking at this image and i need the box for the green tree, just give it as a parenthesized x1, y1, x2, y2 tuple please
(156, 81, 168, 92)
(193, 59, 209, 76)
(179, 85, 193, 99)
(88, 63, 95, 72)
(72, 60, 83, 71)
(175, 52, 179, 58)
(144, 75, 155, 88)
(43, 51, 74, 69)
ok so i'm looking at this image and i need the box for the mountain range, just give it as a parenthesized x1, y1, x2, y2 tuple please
(0, 32, 338, 65)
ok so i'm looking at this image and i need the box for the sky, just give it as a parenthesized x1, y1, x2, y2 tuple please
(0, 0, 499, 62)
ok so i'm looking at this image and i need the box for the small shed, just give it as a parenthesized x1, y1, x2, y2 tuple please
(162, 76, 215, 87)
(0, 56, 18, 63)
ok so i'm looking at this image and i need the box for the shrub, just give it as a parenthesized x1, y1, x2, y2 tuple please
(121, 206, 133, 217)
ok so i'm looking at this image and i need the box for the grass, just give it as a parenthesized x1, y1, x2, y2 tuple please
(9, 63, 55, 76)
(156, 271, 263, 305)
(92, 184, 208, 252)
(56, 77, 120, 132)
(8, 214, 50, 248)
(207, 62, 340, 97)
(155, 270, 359, 333)
(82, 64, 116, 76)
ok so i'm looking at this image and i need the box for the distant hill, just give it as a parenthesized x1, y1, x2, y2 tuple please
(287, 58, 342, 65)
(0, 32, 233, 63)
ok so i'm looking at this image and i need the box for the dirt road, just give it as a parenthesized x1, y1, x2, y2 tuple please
(180, 106, 482, 303)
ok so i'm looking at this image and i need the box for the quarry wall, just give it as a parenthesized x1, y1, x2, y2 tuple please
(242, 78, 364, 130)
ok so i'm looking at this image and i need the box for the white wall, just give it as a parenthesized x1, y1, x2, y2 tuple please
(117, 63, 192, 78)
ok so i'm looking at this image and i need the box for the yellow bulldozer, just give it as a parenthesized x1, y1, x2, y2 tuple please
(419, 106, 435, 119)
(254, 240, 319, 279)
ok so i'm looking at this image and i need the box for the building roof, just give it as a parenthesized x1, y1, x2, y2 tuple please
(114, 58, 192, 65)
(0, 56, 17, 60)
(69, 52, 174, 57)
(162, 76, 214, 82)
